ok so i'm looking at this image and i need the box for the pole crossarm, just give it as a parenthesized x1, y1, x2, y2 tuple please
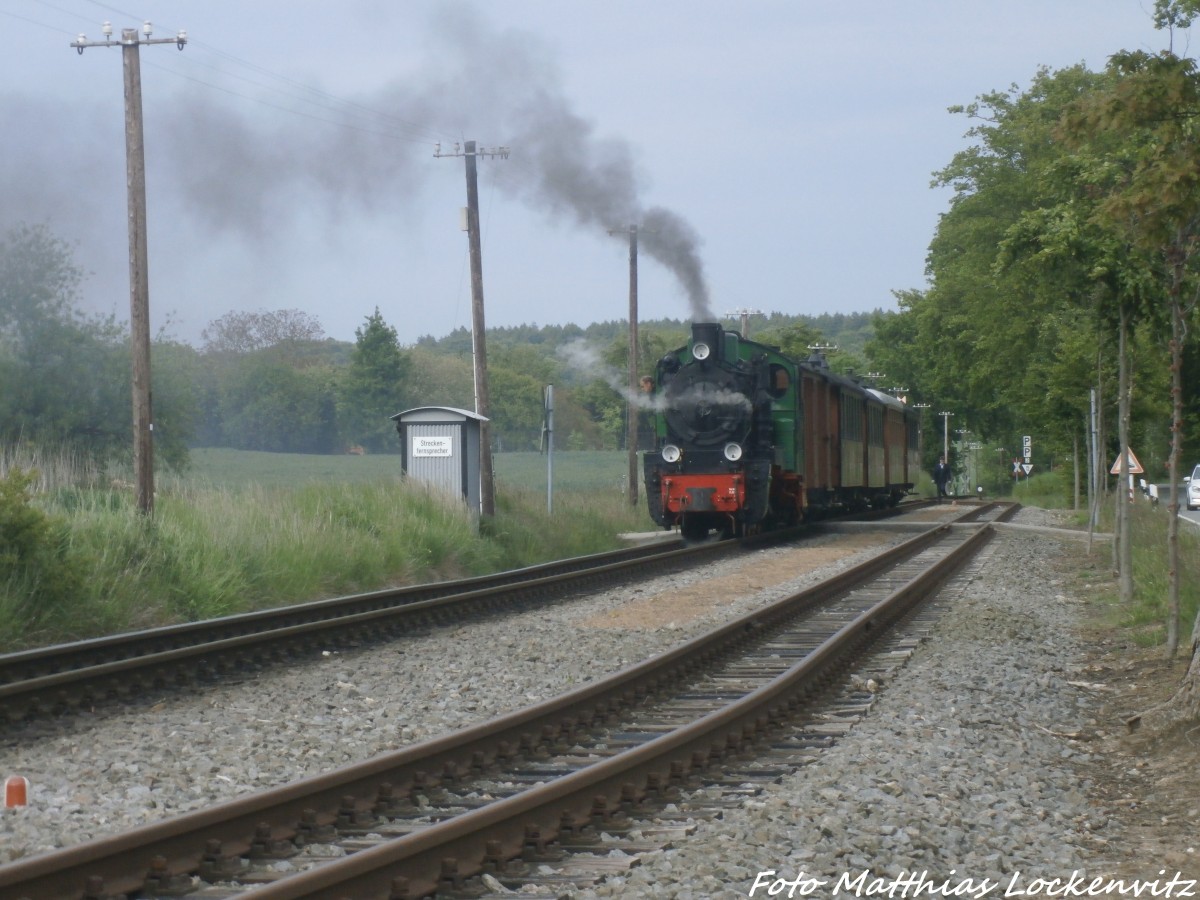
(71, 21, 186, 53)
(722, 308, 762, 338)
(434, 143, 510, 160)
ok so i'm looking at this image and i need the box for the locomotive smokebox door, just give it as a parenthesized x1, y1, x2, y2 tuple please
(391, 406, 488, 517)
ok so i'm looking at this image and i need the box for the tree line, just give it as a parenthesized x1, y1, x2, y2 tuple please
(866, 0, 1200, 727)
(1, 223, 881, 469)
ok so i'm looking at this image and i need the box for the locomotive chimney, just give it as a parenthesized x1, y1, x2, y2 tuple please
(691, 322, 723, 362)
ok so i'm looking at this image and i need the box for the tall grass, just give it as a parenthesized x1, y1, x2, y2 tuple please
(1086, 501, 1200, 648)
(0, 441, 110, 492)
(1012, 470, 1071, 508)
(1, 449, 650, 652)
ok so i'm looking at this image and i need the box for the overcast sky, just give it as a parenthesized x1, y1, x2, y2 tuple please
(1, 1, 1175, 347)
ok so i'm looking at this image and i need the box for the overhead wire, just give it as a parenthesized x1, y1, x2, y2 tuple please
(19, 0, 629, 229)
(139, 58, 441, 147)
(20, 0, 661, 296)
(28, 0, 456, 148)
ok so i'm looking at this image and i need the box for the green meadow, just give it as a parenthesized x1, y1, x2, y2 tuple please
(172, 448, 631, 493)
(1, 449, 648, 652)
(4, 448, 1194, 657)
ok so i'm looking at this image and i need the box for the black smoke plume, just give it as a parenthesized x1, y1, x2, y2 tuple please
(2, 5, 713, 323)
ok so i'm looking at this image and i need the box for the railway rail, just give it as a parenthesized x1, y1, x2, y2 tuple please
(0, 540, 687, 684)
(0, 504, 1006, 900)
(0, 538, 716, 725)
(0, 500, 943, 726)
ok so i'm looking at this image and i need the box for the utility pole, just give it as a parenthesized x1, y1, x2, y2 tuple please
(72, 22, 186, 516)
(913, 402, 931, 466)
(938, 411, 954, 464)
(609, 224, 641, 507)
(544, 385, 554, 515)
(955, 428, 970, 495)
(724, 308, 763, 338)
(435, 141, 509, 518)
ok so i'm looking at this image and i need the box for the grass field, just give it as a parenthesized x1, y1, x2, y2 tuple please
(1, 447, 650, 650)
(172, 448, 632, 494)
(7, 442, 1198, 654)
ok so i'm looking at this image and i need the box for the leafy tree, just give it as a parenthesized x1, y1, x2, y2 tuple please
(150, 341, 206, 470)
(400, 346, 474, 413)
(339, 309, 410, 452)
(570, 378, 626, 449)
(488, 367, 546, 451)
(867, 66, 1129, 482)
(549, 386, 610, 450)
(0, 223, 196, 470)
(201, 308, 325, 355)
(755, 321, 826, 360)
(490, 344, 561, 386)
(1155, 0, 1200, 29)
(1070, 50, 1200, 656)
(0, 224, 84, 343)
(1051, 41, 1200, 728)
(217, 349, 339, 453)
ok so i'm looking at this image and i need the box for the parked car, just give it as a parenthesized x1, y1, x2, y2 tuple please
(1188, 464, 1200, 511)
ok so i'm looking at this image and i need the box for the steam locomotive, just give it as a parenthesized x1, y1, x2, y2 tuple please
(642, 322, 919, 539)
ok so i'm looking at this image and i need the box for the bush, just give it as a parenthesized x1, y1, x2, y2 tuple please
(0, 468, 88, 644)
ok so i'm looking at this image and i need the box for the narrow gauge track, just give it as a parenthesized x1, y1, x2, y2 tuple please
(0, 501, 939, 726)
(950, 500, 1020, 524)
(0, 542, 687, 683)
(0, 538, 716, 725)
(0, 511, 999, 900)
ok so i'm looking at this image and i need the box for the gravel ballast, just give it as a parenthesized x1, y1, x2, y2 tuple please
(583, 513, 1127, 897)
(1, 508, 1135, 897)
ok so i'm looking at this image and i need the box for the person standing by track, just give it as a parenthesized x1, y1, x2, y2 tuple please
(933, 455, 952, 501)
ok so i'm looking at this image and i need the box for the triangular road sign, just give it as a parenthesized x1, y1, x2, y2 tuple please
(1021, 464, 1033, 475)
(1109, 448, 1144, 476)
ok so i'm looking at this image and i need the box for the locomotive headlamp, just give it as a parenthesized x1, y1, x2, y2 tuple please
(723, 442, 743, 462)
(662, 444, 682, 463)
(692, 342, 711, 361)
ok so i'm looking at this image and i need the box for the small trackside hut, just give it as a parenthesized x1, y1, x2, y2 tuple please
(391, 406, 488, 515)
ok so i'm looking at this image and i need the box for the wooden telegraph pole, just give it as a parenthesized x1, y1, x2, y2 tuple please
(939, 411, 954, 465)
(724, 307, 763, 338)
(608, 225, 641, 507)
(72, 22, 186, 515)
(627, 226, 639, 507)
(435, 141, 509, 519)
